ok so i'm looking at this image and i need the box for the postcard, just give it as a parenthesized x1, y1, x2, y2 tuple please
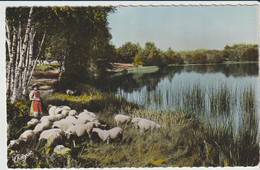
(1, 1, 259, 169)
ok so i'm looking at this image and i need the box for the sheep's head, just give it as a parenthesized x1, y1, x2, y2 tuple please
(131, 117, 141, 124)
(156, 124, 161, 129)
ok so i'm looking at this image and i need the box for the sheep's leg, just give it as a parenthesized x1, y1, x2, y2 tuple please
(88, 132, 92, 140)
(107, 138, 110, 144)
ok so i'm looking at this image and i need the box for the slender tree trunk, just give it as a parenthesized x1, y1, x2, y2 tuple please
(58, 48, 66, 81)
(6, 25, 17, 97)
(27, 30, 46, 87)
(5, 19, 11, 58)
(22, 29, 36, 95)
(11, 7, 33, 103)
(12, 34, 21, 94)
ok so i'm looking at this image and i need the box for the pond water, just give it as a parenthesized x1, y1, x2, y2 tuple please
(92, 62, 259, 135)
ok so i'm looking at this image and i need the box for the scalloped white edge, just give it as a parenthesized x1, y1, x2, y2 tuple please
(0, 1, 259, 170)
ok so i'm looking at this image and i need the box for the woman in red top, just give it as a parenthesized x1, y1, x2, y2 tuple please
(29, 83, 42, 117)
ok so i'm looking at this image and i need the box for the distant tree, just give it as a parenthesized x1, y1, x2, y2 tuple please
(222, 43, 258, 61)
(192, 53, 207, 64)
(55, 7, 116, 89)
(165, 48, 183, 64)
(241, 47, 258, 61)
(185, 54, 194, 64)
(166, 48, 175, 64)
(140, 41, 157, 65)
(206, 50, 224, 63)
(136, 42, 142, 52)
(117, 42, 138, 63)
(133, 53, 144, 67)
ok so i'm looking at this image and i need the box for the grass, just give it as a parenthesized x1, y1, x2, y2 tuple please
(35, 63, 59, 72)
(7, 84, 259, 168)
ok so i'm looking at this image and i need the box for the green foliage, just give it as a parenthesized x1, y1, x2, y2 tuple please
(7, 98, 31, 140)
(222, 44, 258, 62)
(117, 42, 139, 63)
(44, 7, 116, 88)
(240, 47, 258, 61)
(192, 53, 208, 64)
(133, 53, 144, 67)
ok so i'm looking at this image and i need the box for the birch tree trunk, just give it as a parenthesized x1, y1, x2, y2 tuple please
(6, 21, 16, 96)
(22, 28, 36, 95)
(11, 7, 33, 103)
(58, 48, 66, 81)
(5, 19, 11, 59)
(27, 30, 46, 87)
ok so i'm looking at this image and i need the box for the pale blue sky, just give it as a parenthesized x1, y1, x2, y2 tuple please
(108, 6, 258, 51)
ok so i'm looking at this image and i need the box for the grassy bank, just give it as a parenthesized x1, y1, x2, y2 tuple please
(7, 84, 259, 168)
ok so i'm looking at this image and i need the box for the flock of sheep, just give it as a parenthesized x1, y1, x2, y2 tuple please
(8, 105, 161, 151)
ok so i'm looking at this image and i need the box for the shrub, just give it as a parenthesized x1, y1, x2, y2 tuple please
(7, 99, 31, 140)
(133, 53, 144, 67)
(240, 47, 258, 61)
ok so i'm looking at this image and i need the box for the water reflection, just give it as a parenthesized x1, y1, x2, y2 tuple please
(90, 63, 258, 134)
(91, 62, 258, 93)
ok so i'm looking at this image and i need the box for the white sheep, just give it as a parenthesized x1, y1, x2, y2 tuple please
(75, 122, 95, 139)
(40, 116, 51, 122)
(52, 119, 74, 131)
(39, 128, 64, 146)
(68, 110, 78, 116)
(40, 115, 57, 122)
(54, 107, 63, 115)
(54, 145, 65, 153)
(27, 118, 39, 126)
(64, 125, 77, 139)
(59, 105, 71, 111)
(33, 120, 52, 134)
(54, 114, 65, 121)
(92, 127, 123, 144)
(53, 105, 70, 115)
(137, 119, 161, 133)
(77, 112, 100, 123)
(66, 115, 77, 121)
(18, 130, 36, 143)
(83, 109, 98, 118)
(114, 114, 131, 126)
(77, 112, 92, 122)
(66, 89, 76, 95)
(131, 117, 142, 129)
(72, 118, 89, 125)
(61, 109, 70, 117)
(85, 122, 96, 139)
(48, 105, 57, 116)
(8, 140, 20, 149)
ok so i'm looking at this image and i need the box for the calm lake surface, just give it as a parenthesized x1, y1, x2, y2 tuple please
(92, 62, 259, 134)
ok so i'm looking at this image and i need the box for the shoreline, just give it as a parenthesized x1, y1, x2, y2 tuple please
(108, 61, 258, 73)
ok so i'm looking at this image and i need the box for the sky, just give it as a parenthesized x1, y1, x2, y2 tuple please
(108, 6, 258, 51)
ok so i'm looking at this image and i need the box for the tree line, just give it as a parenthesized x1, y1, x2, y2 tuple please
(113, 42, 258, 66)
(6, 7, 115, 102)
